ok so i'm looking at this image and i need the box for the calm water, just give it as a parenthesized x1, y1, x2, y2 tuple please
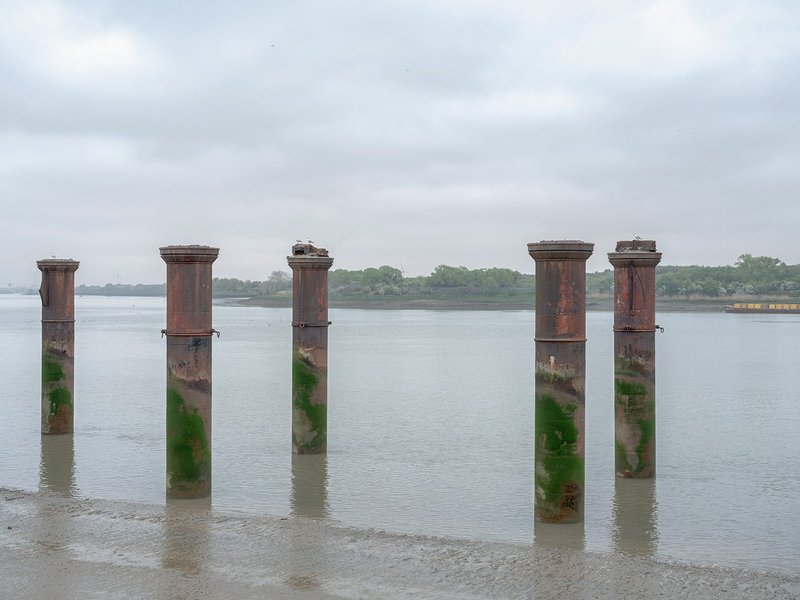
(1, 294, 798, 574)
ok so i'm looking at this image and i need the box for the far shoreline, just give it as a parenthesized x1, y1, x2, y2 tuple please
(233, 295, 730, 312)
(2, 290, 745, 313)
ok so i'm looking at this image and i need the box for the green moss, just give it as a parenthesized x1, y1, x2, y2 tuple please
(292, 349, 326, 451)
(166, 388, 210, 488)
(535, 394, 583, 513)
(47, 387, 71, 417)
(615, 378, 647, 398)
(615, 378, 649, 423)
(635, 415, 655, 472)
(615, 376, 654, 473)
(42, 359, 64, 384)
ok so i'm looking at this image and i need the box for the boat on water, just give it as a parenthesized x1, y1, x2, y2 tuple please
(724, 302, 800, 314)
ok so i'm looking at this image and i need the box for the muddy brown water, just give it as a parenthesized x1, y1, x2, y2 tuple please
(1, 294, 798, 575)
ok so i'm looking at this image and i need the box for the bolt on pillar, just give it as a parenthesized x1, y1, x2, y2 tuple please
(37, 258, 80, 434)
(287, 243, 333, 454)
(608, 240, 661, 478)
(528, 240, 593, 523)
(160, 245, 219, 498)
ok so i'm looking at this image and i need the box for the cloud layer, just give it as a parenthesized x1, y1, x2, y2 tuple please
(2, 0, 798, 285)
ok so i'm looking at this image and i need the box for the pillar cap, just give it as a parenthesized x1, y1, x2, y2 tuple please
(287, 255, 334, 270)
(160, 245, 219, 263)
(608, 240, 661, 267)
(37, 258, 80, 271)
(287, 243, 333, 270)
(528, 240, 594, 261)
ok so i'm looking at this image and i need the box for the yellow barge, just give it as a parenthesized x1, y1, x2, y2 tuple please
(724, 302, 800, 313)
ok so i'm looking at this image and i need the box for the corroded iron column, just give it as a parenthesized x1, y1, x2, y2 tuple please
(160, 245, 219, 498)
(37, 258, 79, 434)
(287, 243, 333, 454)
(528, 240, 593, 523)
(609, 240, 661, 478)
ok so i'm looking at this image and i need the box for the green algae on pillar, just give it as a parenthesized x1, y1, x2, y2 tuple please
(166, 386, 211, 497)
(292, 346, 327, 452)
(609, 240, 661, 479)
(288, 243, 333, 454)
(528, 240, 593, 523)
(37, 258, 79, 434)
(160, 245, 219, 499)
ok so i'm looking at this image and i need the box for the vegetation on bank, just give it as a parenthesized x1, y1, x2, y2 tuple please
(70, 254, 800, 306)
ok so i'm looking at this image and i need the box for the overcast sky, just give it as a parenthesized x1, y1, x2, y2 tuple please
(2, 0, 798, 286)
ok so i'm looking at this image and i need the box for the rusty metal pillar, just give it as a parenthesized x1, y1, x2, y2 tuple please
(608, 240, 661, 478)
(287, 243, 333, 454)
(37, 258, 80, 434)
(528, 240, 593, 523)
(160, 245, 219, 498)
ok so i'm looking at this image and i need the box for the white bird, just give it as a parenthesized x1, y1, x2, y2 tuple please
(307, 239, 314, 244)
(295, 239, 302, 243)
(634, 234, 642, 240)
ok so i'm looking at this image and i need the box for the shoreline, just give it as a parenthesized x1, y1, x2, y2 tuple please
(6, 291, 745, 312)
(234, 296, 730, 312)
(2, 487, 798, 599)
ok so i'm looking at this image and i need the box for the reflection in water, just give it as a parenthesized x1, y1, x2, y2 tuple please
(612, 478, 658, 556)
(285, 454, 330, 592)
(533, 520, 586, 550)
(161, 497, 212, 576)
(285, 519, 326, 593)
(31, 436, 76, 599)
(39, 434, 76, 496)
(290, 454, 329, 520)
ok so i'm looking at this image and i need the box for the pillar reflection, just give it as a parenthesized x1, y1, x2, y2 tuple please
(39, 434, 76, 496)
(612, 478, 658, 556)
(285, 453, 330, 592)
(290, 453, 329, 520)
(533, 520, 586, 551)
(161, 497, 212, 576)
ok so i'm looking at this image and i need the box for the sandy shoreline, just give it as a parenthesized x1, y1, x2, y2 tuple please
(2, 488, 797, 599)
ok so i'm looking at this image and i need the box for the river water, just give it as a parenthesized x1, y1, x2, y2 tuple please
(1, 294, 798, 574)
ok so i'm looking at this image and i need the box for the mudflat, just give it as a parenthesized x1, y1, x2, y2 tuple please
(2, 488, 798, 599)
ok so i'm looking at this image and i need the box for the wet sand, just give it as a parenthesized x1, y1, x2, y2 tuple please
(2, 488, 798, 599)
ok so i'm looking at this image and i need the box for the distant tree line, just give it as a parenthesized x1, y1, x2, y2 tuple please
(329, 265, 533, 298)
(587, 254, 800, 298)
(74, 254, 800, 300)
(654, 254, 798, 297)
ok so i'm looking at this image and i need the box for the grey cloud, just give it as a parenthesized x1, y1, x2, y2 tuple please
(1, 0, 799, 284)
